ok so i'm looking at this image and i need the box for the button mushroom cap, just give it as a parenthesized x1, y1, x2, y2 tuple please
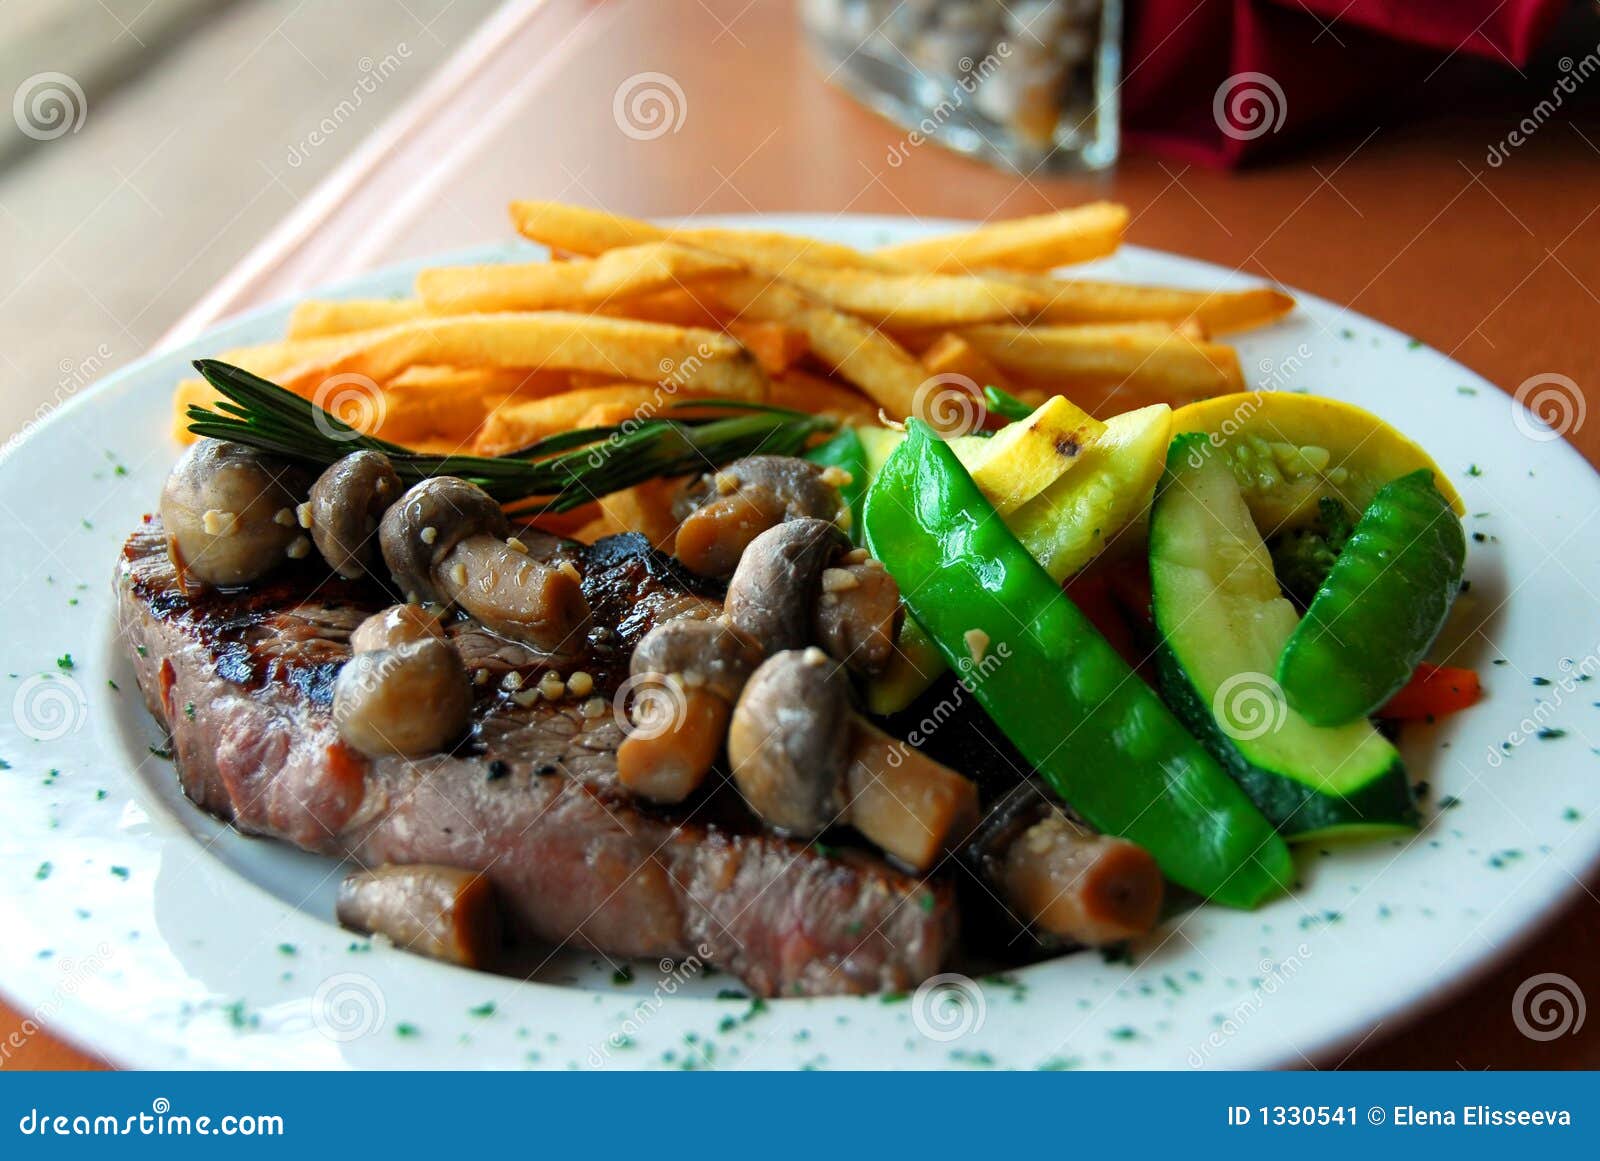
(629, 617, 764, 702)
(159, 439, 305, 588)
(616, 617, 765, 803)
(729, 648, 980, 869)
(332, 637, 473, 757)
(308, 450, 402, 579)
(724, 517, 850, 655)
(726, 647, 854, 834)
(379, 476, 509, 604)
(349, 603, 447, 654)
(674, 456, 847, 578)
(814, 556, 904, 676)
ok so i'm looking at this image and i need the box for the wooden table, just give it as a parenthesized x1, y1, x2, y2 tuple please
(7, 0, 1597, 1069)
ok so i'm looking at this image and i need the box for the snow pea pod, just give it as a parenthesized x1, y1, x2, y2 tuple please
(863, 420, 1294, 909)
(1276, 469, 1466, 727)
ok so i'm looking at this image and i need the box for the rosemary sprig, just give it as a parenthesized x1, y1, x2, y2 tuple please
(185, 359, 837, 512)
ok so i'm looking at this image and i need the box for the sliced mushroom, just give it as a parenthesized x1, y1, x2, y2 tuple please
(727, 648, 979, 869)
(434, 536, 590, 653)
(813, 554, 903, 676)
(336, 864, 502, 968)
(616, 617, 764, 803)
(159, 439, 306, 588)
(724, 518, 849, 654)
(673, 456, 847, 577)
(1000, 813, 1163, 946)
(333, 637, 472, 757)
(379, 477, 590, 652)
(308, 450, 402, 579)
(379, 477, 508, 604)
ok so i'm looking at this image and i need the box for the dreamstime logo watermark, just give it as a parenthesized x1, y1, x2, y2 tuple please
(586, 947, 712, 1068)
(1212, 72, 1287, 142)
(911, 973, 986, 1042)
(581, 342, 716, 472)
(12, 72, 87, 141)
(4, 343, 115, 455)
(886, 639, 1012, 770)
(1182, 348, 1308, 468)
(613, 673, 689, 742)
(913, 372, 987, 438)
(1510, 372, 1585, 443)
(311, 972, 387, 1043)
(12, 674, 88, 742)
(1485, 646, 1598, 768)
(884, 43, 1012, 167)
(613, 72, 687, 141)
(1187, 944, 1311, 1067)
(286, 45, 412, 168)
(1487, 43, 1600, 167)
(311, 373, 387, 441)
(1512, 972, 1586, 1041)
(1, 942, 114, 1069)
(1212, 672, 1288, 742)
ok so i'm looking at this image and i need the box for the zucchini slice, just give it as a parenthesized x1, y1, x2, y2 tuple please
(1149, 434, 1416, 840)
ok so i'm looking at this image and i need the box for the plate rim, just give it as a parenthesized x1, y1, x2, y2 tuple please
(2, 213, 1597, 1071)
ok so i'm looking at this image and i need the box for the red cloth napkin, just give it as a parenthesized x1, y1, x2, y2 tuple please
(1121, 0, 1569, 167)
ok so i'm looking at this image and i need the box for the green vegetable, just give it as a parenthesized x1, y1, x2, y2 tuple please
(864, 420, 1294, 909)
(1149, 434, 1415, 840)
(187, 360, 836, 513)
(804, 427, 869, 539)
(1276, 469, 1466, 726)
(981, 385, 1034, 423)
(1268, 496, 1354, 608)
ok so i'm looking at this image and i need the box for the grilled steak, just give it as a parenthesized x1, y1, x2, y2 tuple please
(117, 522, 956, 997)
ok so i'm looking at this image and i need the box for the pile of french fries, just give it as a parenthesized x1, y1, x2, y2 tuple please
(174, 199, 1292, 541)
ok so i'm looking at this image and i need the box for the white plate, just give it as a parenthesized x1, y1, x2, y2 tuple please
(2, 216, 1597, 1071)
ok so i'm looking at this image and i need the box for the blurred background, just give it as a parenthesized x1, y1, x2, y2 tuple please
(0, 0, 498, 434)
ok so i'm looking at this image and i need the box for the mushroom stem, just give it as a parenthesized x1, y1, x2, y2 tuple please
(435, 534, 589, 653)
(616, 686, 731, 803)
(336, 864, 502, 968)
(843, 719, 980, 870)
(1000, 814, 1163, 946)
(727, 649, 980, 872)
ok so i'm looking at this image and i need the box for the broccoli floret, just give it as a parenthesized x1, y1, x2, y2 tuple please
(1270, 496, 1354, 608)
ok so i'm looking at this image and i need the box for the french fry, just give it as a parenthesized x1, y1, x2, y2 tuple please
(476, 383, 695, 456)
(377, 366, 571, 446)
(991, 274, 1295, 334)
(276, 313, 768, 403)
(725, 320, 810, 374)
(594, 477, 682, 548)
(414, 243, 742, 314)
(705, 274, 926, 417)
(509, 201, 901, 273)
(775, 267, 1045, 327)
(171, 379, 223, 444)
(920, 332, 1024, 397)
(875, 202, 1129, 272)
(958, 323, 1245, 399)
(171, 333, 387, 443)
(595, 287, 725, 328)
(286, 299, 427, 339)
(768, 370, 883, 425)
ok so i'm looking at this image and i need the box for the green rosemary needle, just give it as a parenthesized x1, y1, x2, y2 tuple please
(184, 359, 837, 512)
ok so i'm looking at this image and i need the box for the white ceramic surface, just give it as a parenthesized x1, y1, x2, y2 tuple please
(1, 216, 1597, 1070)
